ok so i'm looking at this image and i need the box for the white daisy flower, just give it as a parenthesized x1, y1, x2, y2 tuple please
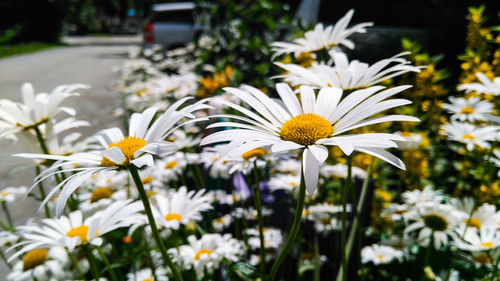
(381, 203, 411, 222)
(275, 51, 420, 90)
(273, 157, 301, 175)
(361, 244, 404, 265)
(306, 203, 348, 233)
(126, 268, 169, 281)
(202, 83, 418, 194)
(320, 163, 367, 179)
(78, 188, 128, 215)
(151, 186, 212, 230)
(247, 227, 283, 250)
(199, 147, 232, 179)
(212, 214, 232, 232)
(442, 96, 494, 122)
(453, 226, 500, 251)
(0, 186, 27, 203)
(441, 122, 498, 151)
(393, 131, 424, 150)
(271, 10, 372, 57)
(0, 231, 19, 247)
(7, 247, 68, 281)
(8, 200, 144, 258)
(404, 202, 462, 249)
(0, 83, 89, 138)
(170, 234, 244, 276)
(16, 100, 209, 217)
(458, 73, 500, 95)
(402, 186, 444, 206)
(453, 201, 500, 230)
(268, 173, 301, 193)
(153, 152, 188, 182)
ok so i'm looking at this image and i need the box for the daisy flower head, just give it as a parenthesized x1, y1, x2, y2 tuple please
(152, 186, 212, 230)
(275, 51, 421, 90)
(453, 226, 500, 252)
(0, 82, 89, 138)
(393, 131, 425, 150)
(361, 244, 404, 265)
(271, 9, 372, 57)
(247, 227, 283, 250)
(0, 186, 27, 203)
(126, 268, 169, 281)
(442, 96, 494, 122)
(457, 73, 500, 95)
(7, 246, 67, 281)
(441, 122, 498, 151)
(404, 202, 462, 249)
(9, 200, 144, 259)
(402, 186, 444, 206)
(202, 83, 418, 194)
(16, 99, 209, 217)
(170, 234, 244, 276)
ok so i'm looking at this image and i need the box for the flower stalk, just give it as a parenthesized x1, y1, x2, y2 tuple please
(252, 162, 266, 273)
(129, 165, 184, 281)
(268, 167, 306, 281)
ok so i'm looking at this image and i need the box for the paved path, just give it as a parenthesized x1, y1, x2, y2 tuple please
(0, 45, 135, 270)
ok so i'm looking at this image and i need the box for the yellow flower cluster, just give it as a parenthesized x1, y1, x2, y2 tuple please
(196, 66, 233, 98)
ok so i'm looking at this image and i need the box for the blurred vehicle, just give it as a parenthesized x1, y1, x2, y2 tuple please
(143, 2, 201, 49)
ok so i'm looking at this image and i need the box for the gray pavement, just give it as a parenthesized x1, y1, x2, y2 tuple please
(0, 44, 135, 273)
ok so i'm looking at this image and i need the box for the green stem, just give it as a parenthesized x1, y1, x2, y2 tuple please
(335, 157, 374, 281)
(192, 163, 204, 189)
(314, 235, 320, 281)
(0, 218, 11, 231)
(268, 168, 306, 281)
(66, 248, 87, 281)
(2, 202, 14, 229)
(0, 247, 12, 269)
(129, 165, 184, 281)
(33, 126, 50, 155)
(82, 245, 100, 280)
(340, 157, 352, 281)
(96, 246, 119, 281)
(252, 162, 266, 273)
(36, 166, 51, 217)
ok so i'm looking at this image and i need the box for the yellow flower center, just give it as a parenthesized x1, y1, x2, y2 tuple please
(460, 106, 474, 114)
(400, 131, 412, 137)
(280, 113, 332, 146)
(101, 137, 147, 167)
(90, 187, 113, 203)
(288, 182, 296, 186)
(137, 89, 147, 97)
(465, 217, 481, 229)
(481, 242, 493, 248)
(296, 52, 314, 68)
(66, 225, 89, 244)
(377, 254, 385, 260)
(241, 148, 266, 160)
(142, 176, 153, 184)
(194, 249, 213, 260)
(215, 217, 224, 223)
(165, 161, 178, 169)
(423, 214, 448, 231)
(23, 249, 48, 271)
(320, 217, 331, 225)
(0, 192, 9, 196)
(146, 191, 158, 198)
(164, 213, 182, 222)
(476, 253, 491, 265)
(462, 134, 475, 140)
(142, 279, 152, 281)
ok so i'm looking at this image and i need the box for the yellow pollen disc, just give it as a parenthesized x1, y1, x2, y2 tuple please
(23, 249, 48, 271)
(241, 148, 266, 160)
(137, 89, 147, 97)
(400, 131, 412, 137)
(280, 113, 332, 146)
(476, 253, 491, 264)
(146, 191, 157, 198)
(460, 106, 474, 114)
(0, 192, 8, 196)
(320, 217, 331, 225)
(194, 249, 213, 260)
(262, 228, 267, 233)
(142, 176, 153, 184)
(90, 187, 113, 203)
(165, 161, 178, 169)
(462, 134, 475, 140)
(143, 279, 152, 281)
(377, 255, 385, 260)
(465, 217, 481, 229)
(101, 137, 147, 167)
(66, 225, 89, 244)
(288, 182, 296, 186)
(215, 217, 224, 223)
(164, 213, 182, 222)
(481, 242, 493, 248)
(302, 209, 309, 216)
